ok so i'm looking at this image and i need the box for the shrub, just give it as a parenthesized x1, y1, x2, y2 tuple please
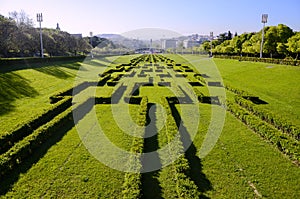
(0, 97, 72, 154)
(213, 55, 300, 66)
(0, 106, 73, 177)
(122, 97, 148, 199)
(226, 101, 300, 162)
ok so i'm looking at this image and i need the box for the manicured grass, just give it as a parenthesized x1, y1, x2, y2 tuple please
(200, 112, 300, 198)
(0, 55, 134, 134)
(0, 103, 140, 198)
(213, 57, 300, 125)
(1, 54, 299, 198)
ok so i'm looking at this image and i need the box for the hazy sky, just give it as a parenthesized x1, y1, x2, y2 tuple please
(1, 0, 299, 38)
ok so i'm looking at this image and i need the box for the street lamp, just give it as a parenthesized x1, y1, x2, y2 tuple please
(210, 32, 213, 57)
(36, 13, 44, 58)
(90, 32, 94, 58)
(260, 14, 268, 58)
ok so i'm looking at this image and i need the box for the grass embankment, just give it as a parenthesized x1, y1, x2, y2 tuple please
(1, 54, 299, 198)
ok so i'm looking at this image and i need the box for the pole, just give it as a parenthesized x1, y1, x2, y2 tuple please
(90, 32, 93, 58)
(260, 22, 265, 58)
(210, 32, 213, 57)
(39, 20, 44, 58)
(37, 13, 44, 58)
(260, 14, 268, 58)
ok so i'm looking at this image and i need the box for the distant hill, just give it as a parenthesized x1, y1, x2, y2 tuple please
(97, 34, 125, 40)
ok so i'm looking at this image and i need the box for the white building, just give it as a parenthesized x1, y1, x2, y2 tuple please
(161, 39, 177, 49)
(183, 40, 199, 48)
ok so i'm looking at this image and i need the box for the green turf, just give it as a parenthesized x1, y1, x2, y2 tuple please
(212, 57, 300, 125)
(1, 54, 299, 198)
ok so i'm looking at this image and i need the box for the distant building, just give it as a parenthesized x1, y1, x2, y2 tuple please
(71, 34, 83, 39)
(161, 39, 177, 49)
(183, 40, 199, 48)
(56, 23, 60, 31)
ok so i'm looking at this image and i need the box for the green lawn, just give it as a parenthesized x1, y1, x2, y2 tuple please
(213, 57, 300, 125)
(0, 55, 136, 134)
(0, 54, 299, 198)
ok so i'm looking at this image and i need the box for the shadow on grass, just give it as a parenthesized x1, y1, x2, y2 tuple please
(169, 103, 213, 197)
(141, 103, 162, 199)
(0, 120, 75, 196)
(34, 66, 74, 79)
(0, 72, 38, 116)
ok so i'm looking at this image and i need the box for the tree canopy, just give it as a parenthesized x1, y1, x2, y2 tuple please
(203, 24, 298, 59)
(0, 11, 115, 58)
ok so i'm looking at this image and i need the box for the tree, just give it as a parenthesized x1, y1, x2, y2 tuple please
(287, 32, 300, 59)
(276, 42, 288, 57)
(264, 26, 278, 57)
(0, 15, 18, 57)
(277, 24, 294, 43)
(9, 10, 34, 27)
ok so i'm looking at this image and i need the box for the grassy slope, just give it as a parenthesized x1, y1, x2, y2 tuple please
(170, 54, 300, 198)
(0, 55, 136, 134)
(213, 58, 300, 125)
(1, 104, 139, 198)
(1, 55, 299, 198)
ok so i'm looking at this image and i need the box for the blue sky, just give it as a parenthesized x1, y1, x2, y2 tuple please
(1, 0, 299, 38)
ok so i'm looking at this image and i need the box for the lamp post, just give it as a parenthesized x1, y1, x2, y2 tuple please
(36, 13, 44, 58)
(210, 32, 213, 57)
(90, 32, 93, 58)
(260, 14, 268, 58)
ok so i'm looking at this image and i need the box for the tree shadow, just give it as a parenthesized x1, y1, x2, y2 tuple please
(0, 72, 38, 116)
(0, 119, 75, 195)
(34, 66, 74, 79)
(141, 103, 162, 199)
(169, 103, 213, 197)
(0, 60, 82, 73)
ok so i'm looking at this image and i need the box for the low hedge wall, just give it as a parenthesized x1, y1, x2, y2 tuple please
(159, 97, 200, 198)
(0, 106, 73, 177)
(0, 56, 86, 67)
(214, 55, 300, 66)
(227, 101, 299, 162)
(0, 96, 72, 154)
(122, 97, 148, 199)
(234, 95, 300, 140)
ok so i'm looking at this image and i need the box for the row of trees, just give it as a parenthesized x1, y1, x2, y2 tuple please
(0, 12, 91, 57)
(202, 24, 300, 59)
(0, 11, 105, 58)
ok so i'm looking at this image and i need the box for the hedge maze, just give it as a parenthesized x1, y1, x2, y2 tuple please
(1, 54, 299, 198)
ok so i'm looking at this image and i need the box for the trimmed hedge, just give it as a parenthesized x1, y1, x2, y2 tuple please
(213, 55, 300, 66)
(0, 106, 74, 177)
(225, 84, 252, 96)
(0, 96, 72, 154)
(234, 95, 300, 140)
(50, 81, 98, 103)
(122, 97, 148, 199)
(226, 101, 300, 162)
(160, 97, 200, 198)
(193, 88, 205, 103)
(194, 73, 206, 85)
(0, 56, 85, 67)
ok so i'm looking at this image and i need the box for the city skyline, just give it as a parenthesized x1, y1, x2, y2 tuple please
(1, 0, 300, 38)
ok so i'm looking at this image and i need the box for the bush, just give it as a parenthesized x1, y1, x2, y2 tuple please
(234, 95, 300, 140)
(158, 97, 200, 198)
(122, 97, 148, 199)
(214, 55, 300, 66)
(226, 101, 300, 162)
(0, 56, 86, 67)
(0, 106, 73, 177)
(0, 97, 72, 154)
